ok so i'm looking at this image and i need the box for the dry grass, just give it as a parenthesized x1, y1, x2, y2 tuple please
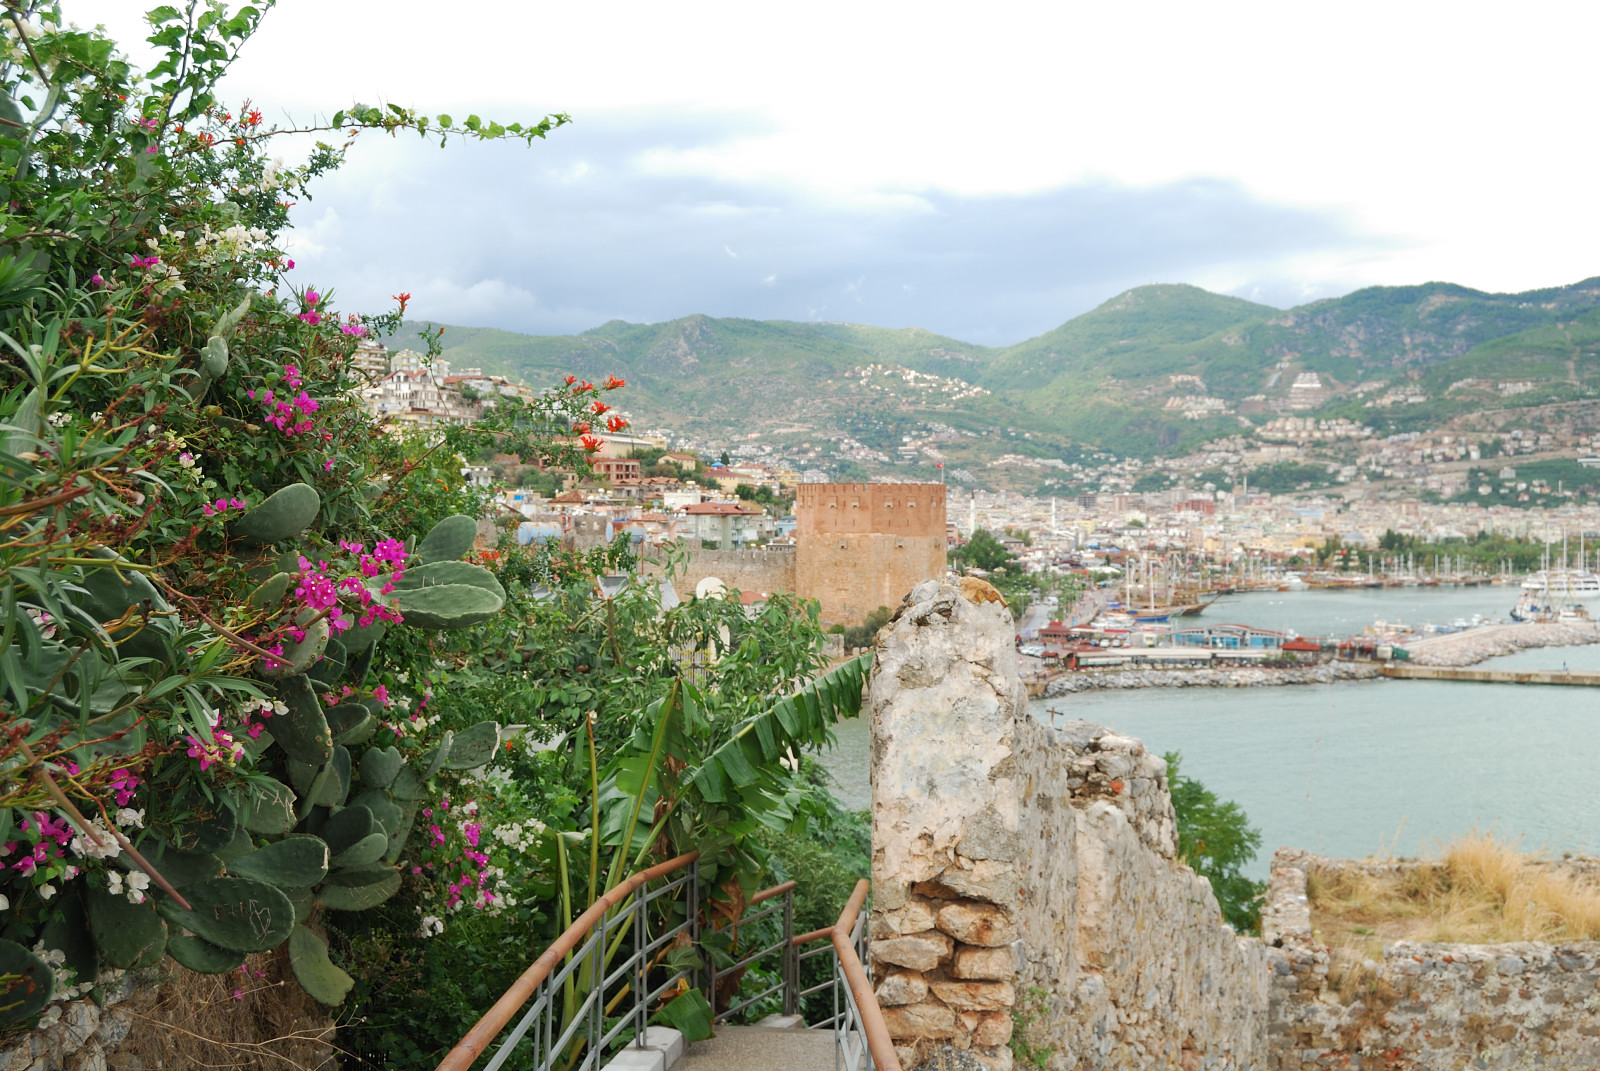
(114, 947, 341, 1070)
(1309, 832, 1600, 961)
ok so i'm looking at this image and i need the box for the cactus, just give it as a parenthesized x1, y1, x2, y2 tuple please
(0, 938, 54, 1025)
(382, 798, 418, 864)
(340, 619, 386, 651)
(359, 746, 402, 789)
(353, 791, 402, 838)
(272, 675, 333, 764)
(165, 933, 245, 974)
(332, 711, 376, 747)
(391, 582, 503, 629)
(228, 834, 330, 888)
(318, 865, 401, 911)
(216, 828, 255, 862)
(233, 483, 321, 546)
(319, 804, 376, 855)
(156, 876, 295, 953)
(87, 887, 167, 970)
(156, 800, 240, 853)
(421, 730, 453, 779)
(306, 635, 347, 685)
(391, 560, 506, 603)
(313, 746, 351, 808)
(260, 614, 329, 679)
(323, 702, 368, 739)
(285, 885, 315, 923)
(200, 334, 229, 379)
(243, 569, 290, 610)
(210, 293, 252, 339)
(241, 777, 296, 835)
(330, 832, 387, 869)
(390, 765, 424, 801)
(288, 924, 354, 1006)
(415, 514, 478, 564)
(121, 839, 222, 888)
(444, 721, 501, 770)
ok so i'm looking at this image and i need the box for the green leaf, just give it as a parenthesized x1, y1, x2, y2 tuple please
(651, 988, 713, 1042)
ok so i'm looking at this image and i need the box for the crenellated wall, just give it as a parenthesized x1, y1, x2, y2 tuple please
(868, 580, 1267, 1071)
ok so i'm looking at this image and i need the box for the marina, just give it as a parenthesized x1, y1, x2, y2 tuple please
(816, 585, 1600, 877)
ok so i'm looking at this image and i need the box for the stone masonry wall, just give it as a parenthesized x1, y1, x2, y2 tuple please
(652, 546, 797, 599)
(868, 580, 1266, 1071)
(1263, 848, 1600, 1070)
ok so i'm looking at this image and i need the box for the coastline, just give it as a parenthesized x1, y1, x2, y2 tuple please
(1042, 620, 1600, 696)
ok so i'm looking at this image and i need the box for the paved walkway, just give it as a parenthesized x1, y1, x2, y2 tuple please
(673, 1025, 835, 1071)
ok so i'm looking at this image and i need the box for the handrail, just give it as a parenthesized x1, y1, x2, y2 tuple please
(749, 879, 797, 906)
(830, 879, 902, 1071)
(792, 925, 833, 946)
(435, 850, 701, 1071)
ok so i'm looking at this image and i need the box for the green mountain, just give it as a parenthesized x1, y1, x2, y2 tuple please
(386, 275, 1600, 462)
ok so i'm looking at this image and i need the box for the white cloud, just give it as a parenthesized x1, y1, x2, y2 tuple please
(66, 0, 1600, 333)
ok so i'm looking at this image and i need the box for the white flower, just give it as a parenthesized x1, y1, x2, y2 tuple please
(38, 884, 55, 900)
(47, 412, 69, 428)
(106, 871, 124, 895)
(0, 894, 8, 911)
(127, 871, 149, 893)
(115, 808, 144, 830)
(70, 820, 120, 860)
(418, 915, 445, 938)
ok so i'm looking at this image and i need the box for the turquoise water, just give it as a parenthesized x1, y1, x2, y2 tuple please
(814, 586, 1600, 877)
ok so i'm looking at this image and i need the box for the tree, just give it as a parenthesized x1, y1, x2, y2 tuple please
(1163, 752, 1264, 932)
(951, 528, 1016, 573)
(843, 605, 893, 649)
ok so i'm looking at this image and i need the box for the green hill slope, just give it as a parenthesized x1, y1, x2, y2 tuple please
(382, 275, 1600, 460)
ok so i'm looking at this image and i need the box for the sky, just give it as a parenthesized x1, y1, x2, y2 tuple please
(76, 1, 1600, 346)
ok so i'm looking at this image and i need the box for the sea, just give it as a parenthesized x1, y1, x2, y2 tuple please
(813, 585, 1600, 877)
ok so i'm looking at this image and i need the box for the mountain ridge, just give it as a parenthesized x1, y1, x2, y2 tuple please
(385, 275, 1600, 462)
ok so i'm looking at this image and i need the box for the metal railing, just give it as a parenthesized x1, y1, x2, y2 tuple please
(434, 859, 902, 1071)
(435, 850, 702, 1071)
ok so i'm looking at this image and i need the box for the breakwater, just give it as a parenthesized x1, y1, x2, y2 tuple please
(1383, 664, 1600, 685)
(1044, 660, 1380, 695)
(1403, 620, 1600, 666)
(1043, 620, 1600, 695)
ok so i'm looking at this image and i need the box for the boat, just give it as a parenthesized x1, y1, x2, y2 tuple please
(1520, 569, 1600, 595)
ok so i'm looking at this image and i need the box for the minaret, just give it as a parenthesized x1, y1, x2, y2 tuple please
(1050, 496, 1057, 531)
(969, 498, 977, 535)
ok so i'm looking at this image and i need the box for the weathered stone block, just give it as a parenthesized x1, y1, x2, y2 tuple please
(883, 1001, 959, 1039)
(876, 970, 929, 1006)
(875, 931, 954, 972)
(936, 902, 1017, 947)
(973, 1011, 1014, 1047)
(951, 945, 1017, 981)
(928, 980, 1015, 1011)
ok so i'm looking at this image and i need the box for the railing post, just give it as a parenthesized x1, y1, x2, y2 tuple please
(782, 887, 797, 1017)
(689, 858, 703, 1004)
(634, 887, 649, 1049)
(589, 921, 605, 1071)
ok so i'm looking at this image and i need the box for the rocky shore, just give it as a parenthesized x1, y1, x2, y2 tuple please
(1042, 620, 1600, 695)
(1044, 660, 1381, 695)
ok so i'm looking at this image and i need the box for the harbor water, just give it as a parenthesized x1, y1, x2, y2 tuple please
(814, 585, 1600, 877)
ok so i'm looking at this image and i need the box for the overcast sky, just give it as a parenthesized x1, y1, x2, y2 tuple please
(78, 1, 1600, 345)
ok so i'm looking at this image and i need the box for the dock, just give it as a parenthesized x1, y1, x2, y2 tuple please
(1380, 665, 1600, 686)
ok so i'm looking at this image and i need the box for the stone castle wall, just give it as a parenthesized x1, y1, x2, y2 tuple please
(665, 483, 947, 625)
(868, 580, 1266, 1071)
(1262, 848, 1600, 1070)
(796, 483, 947, 626)
(654, 546, 797, 599)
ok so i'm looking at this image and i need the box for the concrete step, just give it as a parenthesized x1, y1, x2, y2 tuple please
(673, 1024, 837, 1071)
